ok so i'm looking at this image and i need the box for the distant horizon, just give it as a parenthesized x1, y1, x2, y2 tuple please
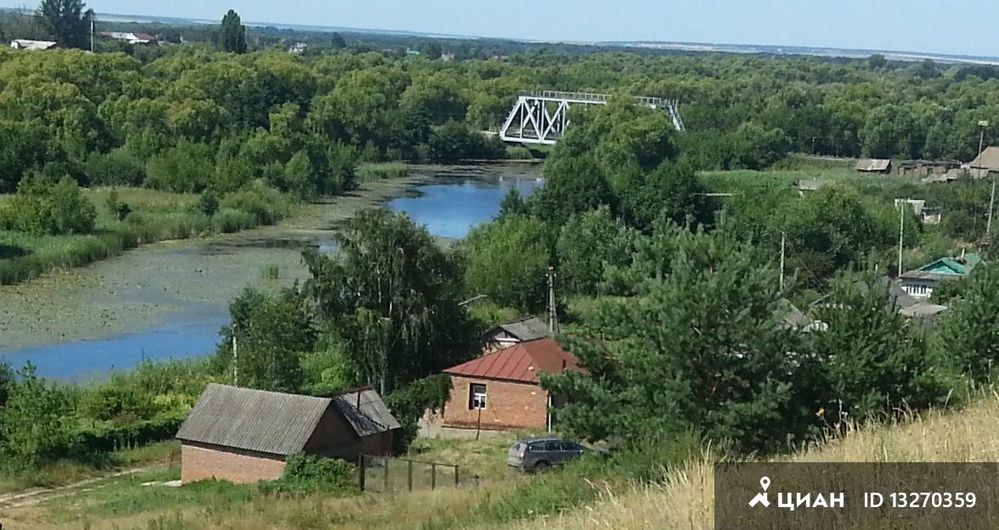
(4, 2, 999, 62)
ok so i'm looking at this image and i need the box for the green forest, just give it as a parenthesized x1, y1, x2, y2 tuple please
(2, 4, 999, 512)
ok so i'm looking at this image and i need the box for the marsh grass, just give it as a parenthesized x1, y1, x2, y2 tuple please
(0, 187, 292, 285)
(259, 264, 280, 280)
(358, 162, 410, 182)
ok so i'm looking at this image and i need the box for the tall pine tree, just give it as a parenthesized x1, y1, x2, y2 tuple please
(36, 0, 90, 49)
(219, 9, 247, 54)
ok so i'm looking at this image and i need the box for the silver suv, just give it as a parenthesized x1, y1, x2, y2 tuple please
(507, 436, 587, 472)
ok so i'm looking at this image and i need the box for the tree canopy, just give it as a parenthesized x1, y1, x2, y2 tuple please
(302, 210, 477, 394)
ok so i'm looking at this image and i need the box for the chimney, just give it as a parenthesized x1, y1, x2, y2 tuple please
(356, 390, 362, 410)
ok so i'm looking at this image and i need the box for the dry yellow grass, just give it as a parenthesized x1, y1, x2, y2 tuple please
(504, 396, 999, 530)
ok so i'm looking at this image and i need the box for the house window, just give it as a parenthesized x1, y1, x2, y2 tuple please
(469, 383, 487, 410)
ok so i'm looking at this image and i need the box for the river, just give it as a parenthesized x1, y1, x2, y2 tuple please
(0, 165, 542, 380)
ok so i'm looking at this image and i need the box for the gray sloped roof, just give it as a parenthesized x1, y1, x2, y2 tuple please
(332, 389, 401, 437)
(970, 146, 999, 170)
(900, 302, 948, 318)
(855, 159, 892, 172)
(495, 316, 550, 341)
(176, 384, 333, 456)
(775, 299, 810, 329)
(887, 279, 918, 309)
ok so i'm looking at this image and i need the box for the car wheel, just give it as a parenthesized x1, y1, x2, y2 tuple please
(533, 461, 549, 473)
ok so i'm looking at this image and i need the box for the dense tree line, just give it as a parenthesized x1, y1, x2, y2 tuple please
(3, 36, 999, 214)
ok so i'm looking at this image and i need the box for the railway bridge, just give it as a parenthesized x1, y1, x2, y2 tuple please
(499, 90, 685, 146)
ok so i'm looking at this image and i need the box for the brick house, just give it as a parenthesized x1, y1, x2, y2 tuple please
(176, 384, 400, 484)
(440, 338, 581, 432)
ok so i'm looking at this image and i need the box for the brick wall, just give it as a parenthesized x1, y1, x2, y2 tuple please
(441, 375, 548, 431)
(181, 442, 286, 484)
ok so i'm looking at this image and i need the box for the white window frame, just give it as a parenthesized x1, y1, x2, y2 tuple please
(469, 383, 487, 410)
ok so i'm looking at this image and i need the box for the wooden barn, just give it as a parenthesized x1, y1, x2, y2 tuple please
(176, 384, 399, 484)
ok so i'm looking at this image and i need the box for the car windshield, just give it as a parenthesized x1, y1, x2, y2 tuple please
(511, 442, 526, 451)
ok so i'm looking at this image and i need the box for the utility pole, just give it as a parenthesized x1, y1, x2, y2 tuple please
(547, 266, 558, 336)
(779, 232, 786, 291)
(897, 200, 905, 277)
(979, 120, 990, 158)
(231, 331, 238, 387)
(988, 176, 997, 237)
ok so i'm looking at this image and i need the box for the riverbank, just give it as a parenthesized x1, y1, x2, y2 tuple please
(0, 186, 291, 286)
(0, 175, 430, 352)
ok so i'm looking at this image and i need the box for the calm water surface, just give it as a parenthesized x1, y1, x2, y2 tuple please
(0, 172, 542, 379)
(386, 177, 542, 239)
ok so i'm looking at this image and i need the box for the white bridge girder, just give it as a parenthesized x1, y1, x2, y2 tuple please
(499, 90, 685, 146)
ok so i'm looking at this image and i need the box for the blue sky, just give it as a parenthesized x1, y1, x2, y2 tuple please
(6, 0, 999, 57)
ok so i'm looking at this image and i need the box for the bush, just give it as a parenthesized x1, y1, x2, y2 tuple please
(221, 186, 290, 226)
(427, 121, 504, 163)
(197, 190, 220, 218)
(505, 146, 534, 160)
(84, 149, 146, 186)
(145, 141, 215, 193)
(260, 453, 356, 496)
(384, 375, 452, 453)
(211, 208, 256, 233)
(105, 190, 132, 221)
(0, 177, 97, 235)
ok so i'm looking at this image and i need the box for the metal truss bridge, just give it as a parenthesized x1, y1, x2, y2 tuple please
(499, 90, 685, 146)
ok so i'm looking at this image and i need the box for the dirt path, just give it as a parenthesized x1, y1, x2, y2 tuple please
(0, 465, 161, 509)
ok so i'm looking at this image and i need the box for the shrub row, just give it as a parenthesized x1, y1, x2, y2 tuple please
(71, 414, 187, 456)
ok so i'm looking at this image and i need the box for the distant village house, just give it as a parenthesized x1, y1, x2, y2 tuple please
(482, 316, 550, 352)
(855, 158, 892, 174)
(969, 147, 999, 179)
(176, 384, 399, 484)
(894, 198, 942, 225)
(439, 337, 581, 432)
(899, 252, 982, 300)
(99, 31, 158, 45)
(9, 39, 58, 51)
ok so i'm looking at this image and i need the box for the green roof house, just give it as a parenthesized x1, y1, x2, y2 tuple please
(900, 252, 982, 299)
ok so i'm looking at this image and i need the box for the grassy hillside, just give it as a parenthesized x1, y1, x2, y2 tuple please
(4, 398, 999, 529)
(503, 396, 999, 530)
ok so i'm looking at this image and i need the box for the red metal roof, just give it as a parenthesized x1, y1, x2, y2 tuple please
(443, 337, 581, 384)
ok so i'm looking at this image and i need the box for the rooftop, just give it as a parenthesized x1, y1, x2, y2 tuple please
(970, 147, 999, 170)
(490, 316, 550, 342)
(176, 384, 399, 456)
(444, 337, 581, 384)
(855, 158, 892, 172)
